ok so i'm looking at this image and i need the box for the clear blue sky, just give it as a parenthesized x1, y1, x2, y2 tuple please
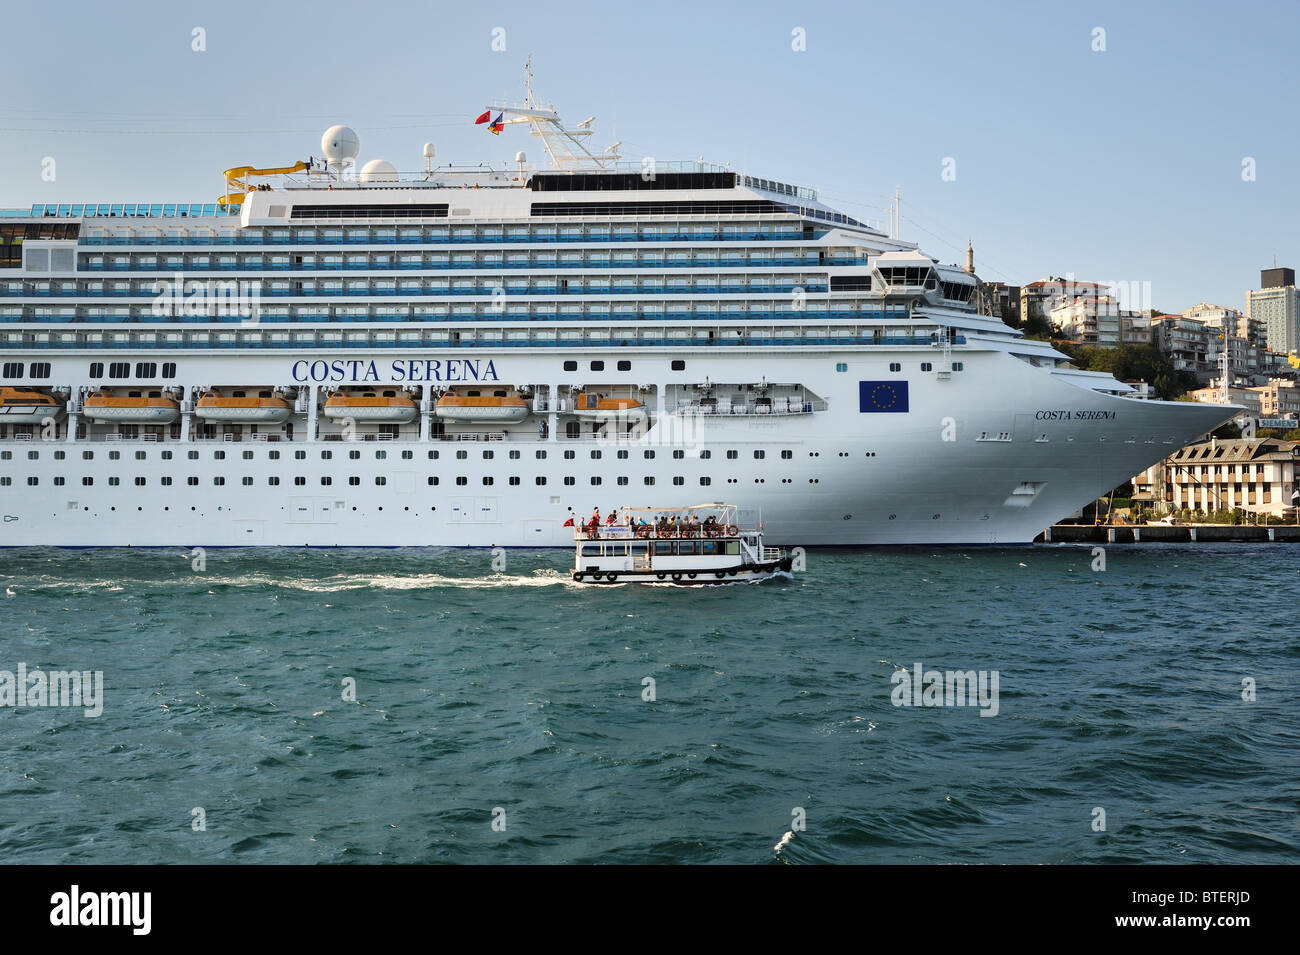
(2, 0, 1295, 313)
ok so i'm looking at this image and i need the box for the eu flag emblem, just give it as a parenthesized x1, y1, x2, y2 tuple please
(859, 380, 909, 413)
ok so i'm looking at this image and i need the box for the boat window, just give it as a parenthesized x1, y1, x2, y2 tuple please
(725, 542, 740, 555)
(701, 541, 719, 556)
(581, 544, 602, 557)
(677, 541, 698, 556)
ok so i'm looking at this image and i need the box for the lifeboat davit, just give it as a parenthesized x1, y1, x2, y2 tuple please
(0, 387, 63, 424)
(195, 389, 293, 423)
(572, 391, 647, 422)
(324, 389, 417, 423)
(435, 391, 529, 423)
(83, 390, 180, 424)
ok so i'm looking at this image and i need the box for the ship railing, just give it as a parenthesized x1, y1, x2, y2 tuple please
(674, 397, 826, 415)
(575, 524, 755, 541)
(762, 547, 783, 561)
(431, 431, 508, 442)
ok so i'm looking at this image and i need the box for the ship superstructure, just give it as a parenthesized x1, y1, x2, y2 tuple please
(0, 72, 1235, 546)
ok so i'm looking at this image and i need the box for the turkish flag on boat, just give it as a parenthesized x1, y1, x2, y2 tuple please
(474, 110, 491, 125)
(562, 517, 575, 527)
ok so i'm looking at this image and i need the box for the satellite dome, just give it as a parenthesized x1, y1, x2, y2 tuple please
(423, 143, 436, 159)
(321, 126, 360, 162)
(359, 159, 399, 183)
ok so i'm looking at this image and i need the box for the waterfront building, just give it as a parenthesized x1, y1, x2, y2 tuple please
(1132, 437, 1300, 517)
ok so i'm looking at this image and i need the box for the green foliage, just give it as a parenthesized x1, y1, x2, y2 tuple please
(1058, 343, 1199, 399)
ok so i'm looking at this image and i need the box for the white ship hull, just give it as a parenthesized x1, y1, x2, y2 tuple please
(0, 347, 1233, 548)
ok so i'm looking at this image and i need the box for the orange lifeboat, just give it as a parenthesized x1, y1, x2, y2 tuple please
(572, 391, 647, 422)
(83, 389, 180, 424)
(195, 389, 293, 423)
(0, 387, 63, 424)
(324, 389, 417, 423)
(435, 389, 529, 423)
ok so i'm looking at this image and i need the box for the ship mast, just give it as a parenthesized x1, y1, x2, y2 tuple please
(484, 57, 622, 170)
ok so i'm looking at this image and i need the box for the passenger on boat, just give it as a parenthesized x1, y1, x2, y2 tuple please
(605, 510, 618, 526)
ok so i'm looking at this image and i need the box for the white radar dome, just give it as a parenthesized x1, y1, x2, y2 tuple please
(359, 159, 399, 183)
(423, 143, 436, 159)
(321, 126, 360, 162)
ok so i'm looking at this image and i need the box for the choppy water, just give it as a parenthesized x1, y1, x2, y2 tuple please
(1, 544, 1296, 864)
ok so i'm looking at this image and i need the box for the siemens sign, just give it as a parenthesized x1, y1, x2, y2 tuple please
(290, 358, 500, 384)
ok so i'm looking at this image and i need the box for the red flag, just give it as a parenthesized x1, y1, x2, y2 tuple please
(489, 112, 504, 135)
(562, 517, 575, 527)
(474, 110, 491, 125)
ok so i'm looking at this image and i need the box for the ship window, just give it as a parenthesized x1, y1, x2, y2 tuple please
(428, 450, 439, 459)
(29, 362, 51, 379)
(296, 450, 306, 460)
(28, 450, 39, 460)
(213, 450, 225, 460)
(402, 451, 413, 460)
(725, 542, 741, 556)
(267, 477, 279, 486)
(294, 476, 306, 485)
(781, 450, 793, 459)
(672, 476, 684, 486)
(700, 476, 711, 485)
(673, 450, 684, 459)
(590, 476, 601, 485)
(563, 476, 575, 486)
(644, 476, 655, 485)
(617, 476, 628, 485)
(349, 450, 360, 460)
(535, 450, 546, 459)
(617, 360, 631, 371)
(617, 450, 628, 459)
(482, 450, 493, 460)
(82, 477, 93, 486)
(509, 450, 520, 459)
(26, 477, 38, 486)
(700, 450, 711, 459)
(456, 476, 467, 486)
(52, 476, 64, 486)
(564, 450, 575, 460)
(322, 476, 332, 486)
(322, 450, 333, 460)
(162, 363, 177, 378)
(135, 362, 157, 378)
(242, 477, 253, 486)
(54, 451, 65, 460)
(481, 476, 492, 485)
(214, 477, 224, 485)
(952, 362, 964, 371)
(535, 477, 546, 485)
(108, 451, 120, 460)
(754, 450, 765, 459)
(590, 360, 604, 371)
(242, 450, 253, 460)
(889, 362, 901, 372)
(188, 476, 199, 486)
(89, 362, 104, 378)
(671, 360, 686, 371)
(836, 363, 848, 372)
(268, 450, 279, 460)
(457, 450, 468, 460)
(376, 451, 387, 460)
(921, 362, 932, 372)
(109, 363, 129, 378)
(563, 361, 578, 371)
(644, 450, 655, 459)
(189, 450, 199, 460)
(1, 362, 22, 378)
(590, 450, 601, 459)
(427, 476, 438, 486)
(727, 450, 738, 459)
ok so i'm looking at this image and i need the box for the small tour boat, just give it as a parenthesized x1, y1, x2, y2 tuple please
(435, 389, 529, 423)
(571, 391, 647, 422)
(195, 389, 293, 423)
(324, 389, 418, 423)
(0, 387, 63, 424)
(83, 389, 180, 424)
(571, 503, 794, 585)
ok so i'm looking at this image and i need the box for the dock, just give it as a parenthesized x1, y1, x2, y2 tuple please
(1038, 524, 1300, 543)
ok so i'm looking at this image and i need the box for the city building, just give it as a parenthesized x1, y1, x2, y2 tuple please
(1049, 294, 1151, 345)
(1132, 437, 1300, 518)
(1250, 378, 1300, 420)
(1245, 267, 1300, 356)
(1182, 302, 1267, 348)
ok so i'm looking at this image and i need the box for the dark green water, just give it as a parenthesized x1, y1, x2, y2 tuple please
(1, 544, 1296, 863)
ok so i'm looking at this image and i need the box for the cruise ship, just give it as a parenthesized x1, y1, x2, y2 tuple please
(0, 70, 1235, 548)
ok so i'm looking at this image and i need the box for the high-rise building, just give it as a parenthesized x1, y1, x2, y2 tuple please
(1246, 269, 1300, 355)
